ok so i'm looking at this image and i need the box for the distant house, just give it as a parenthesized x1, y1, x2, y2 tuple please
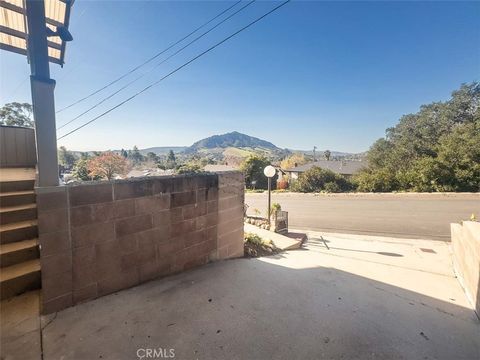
(286, 160, 367, 180)
(125, 168, 174, 178)
(274, 166, 287, 181)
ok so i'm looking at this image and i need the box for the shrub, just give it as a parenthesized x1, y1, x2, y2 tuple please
(291, 166, 353, 193)
(244, 232, 264, 246)
(352, 168, 398, 192)
(176, 163, 204, 174)
(271, 203, 281, 212)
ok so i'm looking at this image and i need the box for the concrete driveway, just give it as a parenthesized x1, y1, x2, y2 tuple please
(41, 232, 479, 360)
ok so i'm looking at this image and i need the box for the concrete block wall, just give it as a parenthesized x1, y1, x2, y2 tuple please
(451, 221, 480, 316)
(36, 172, 245, 314)
(217, 172, 245, 260)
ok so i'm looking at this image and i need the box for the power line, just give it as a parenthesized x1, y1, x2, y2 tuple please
(2, 77, 29, 102)
(57, 0, 256, 131)
(57, 0, 290, 140)
(55, 0, 243, 114)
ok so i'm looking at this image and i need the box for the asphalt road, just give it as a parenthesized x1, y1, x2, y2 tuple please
(245, 192, 480, 241)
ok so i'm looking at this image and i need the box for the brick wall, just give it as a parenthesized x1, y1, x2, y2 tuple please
(451, 221, 480, 317)
(36, 172, 245, 314)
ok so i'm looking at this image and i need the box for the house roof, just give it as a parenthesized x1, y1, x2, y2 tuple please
(126, 169, 174, 178)
(286, 160, 366, 175)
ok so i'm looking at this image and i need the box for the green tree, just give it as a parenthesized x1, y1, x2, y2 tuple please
(291, 166, 353, 193)
(58, 146, 77, 169)
(324, 150, 331, 161)
(435, 121, 480, 191)
(0, 102, 34, 127)
(80, 152, 91, 160)
(146, 151, 159, 163)
(357, 82, 480, 192)
(240, 155, 272, 189)
(72, 159, 100, 181)
(128, 145, 144, 164)
(167, 150, 176, 169)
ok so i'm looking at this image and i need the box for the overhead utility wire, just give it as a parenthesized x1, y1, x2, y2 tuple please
(58, 0, 290, 140)
(57, 0, 256, 131)
(55, 0, 243, 114)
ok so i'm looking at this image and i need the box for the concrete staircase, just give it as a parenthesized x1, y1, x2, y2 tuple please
(0, 168, 40, 300)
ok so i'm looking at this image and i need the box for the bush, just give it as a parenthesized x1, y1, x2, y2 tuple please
(353, 168, 398, 192)
(176, 163, 204, 174)
(244, 232, 264, 246)
(271, 203, 281, 212)
(324, 182, 341, 193)
(291, 166, 353, 193)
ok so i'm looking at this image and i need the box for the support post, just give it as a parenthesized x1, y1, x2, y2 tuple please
(267, 177, 271, 226)
(26, 0, 59, 187)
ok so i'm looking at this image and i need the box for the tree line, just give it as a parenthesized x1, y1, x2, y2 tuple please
(241, 82, 479, 193)
(355, 82, 479, 192)
(1, 82, 478, 191)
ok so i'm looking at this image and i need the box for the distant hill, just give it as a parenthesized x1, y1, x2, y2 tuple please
(299, 149, 367, 160)
(187, 131, 280, 152)
(72, 131, 364, 161)
(139, 146, 187, 155)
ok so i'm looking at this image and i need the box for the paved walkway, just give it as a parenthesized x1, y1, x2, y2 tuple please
(39, 232, 479, 360)
(0, 290, 41, 360)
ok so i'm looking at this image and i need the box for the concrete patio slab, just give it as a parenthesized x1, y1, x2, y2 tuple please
(40, 232, 479, 360)
(0, 290, 41, 360)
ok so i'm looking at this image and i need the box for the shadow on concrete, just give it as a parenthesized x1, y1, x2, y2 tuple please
(308, 236, 404, 257)
(39, 254, 480, 360)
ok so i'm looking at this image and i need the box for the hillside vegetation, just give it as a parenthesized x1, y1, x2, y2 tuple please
(355, 82, 480, 192)
(187, 131, 280, 152)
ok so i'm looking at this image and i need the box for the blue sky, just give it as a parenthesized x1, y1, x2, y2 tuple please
(1, 0, 479, 152)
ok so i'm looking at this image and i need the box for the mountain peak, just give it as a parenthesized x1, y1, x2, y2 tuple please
(188, 131, 280, 151)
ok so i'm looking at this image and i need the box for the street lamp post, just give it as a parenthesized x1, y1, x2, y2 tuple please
(264, 165, 276, 226)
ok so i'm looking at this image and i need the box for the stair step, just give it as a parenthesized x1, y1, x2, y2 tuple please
(0, 259, 41, 300)
(0, 204, 37, 225)
(0, 204, 36, 212)
(0, 239, 39, 268)
(0, 168, 36, 193)
(0, 220, 38, 244)
(0, 168, 36, 182)
(0, 259, 40, 282)
(0, 180, 34, 192)
(0, 180, 35, 193)
(0, 190, 36, 207)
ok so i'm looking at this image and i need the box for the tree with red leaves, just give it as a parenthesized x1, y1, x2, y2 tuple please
(87, 152, 128, 180)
